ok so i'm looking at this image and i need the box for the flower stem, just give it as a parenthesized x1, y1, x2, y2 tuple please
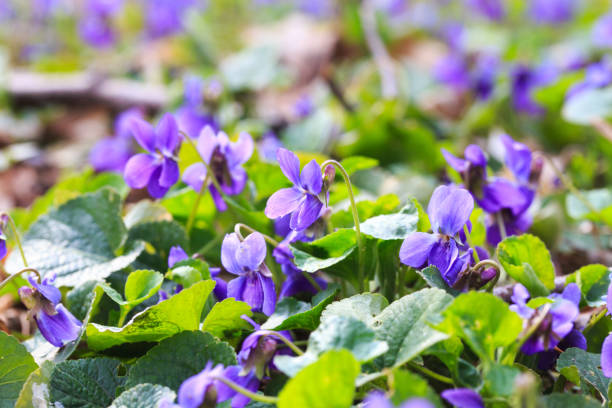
(0, 267, 41, 291)
(4, 214, 28, 267)
(234, 223, 280, 246)
(463, 225, 480, 263)
(260, 330, 305, 356)
(301, 270, 323, 292)
(496, 212, 507, 241)
(407, 361, 454, 385)
(472, 260, 501, 292)
(186, 173, 210, 235)
(213, 375, 279, 405)
(320, 160, 365, 292)
(583, 307, 608, 335)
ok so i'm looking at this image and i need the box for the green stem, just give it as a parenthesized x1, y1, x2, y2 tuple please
(186, 173, 210, 235)
(117, 306, 131, 327)
(213, 375, 279, 405)
(463, 225, 480, 263)
(4, 215, 28, 267)
(583, 308, 608, 335)
(496, 213, 507, 241)
(472, 260, 501, 293)
(0, 268, 41, 291)
(234, 223, 280, 246)
(407, 362, 454, 385)
(260, 330, 305, 356)
(320, 160, 365, 292)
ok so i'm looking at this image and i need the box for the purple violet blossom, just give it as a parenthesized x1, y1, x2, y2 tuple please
(363, 391, 435, 408)
(399, 185, 474, 286)
(566, 60, 612, 100)
(529, 0, 575, 24)
(222, 232, 276, 316)
(592, 13, 612, 48)
(182, 126, 253, 212)
(173, 362, 226, 408)
(466, 0, 505, 21)
(167, 245, 227, 300)
(215, 366, 260, 408)
(0, 214, 8, 259)
(441, 388, 484, 408)
(600, 280, 612, 377)
(175, 75, 219, 139)
(510, 283, 583, 357)
(511, 64, 557, 115)
(265, 148, 325, 232)
(18, 274, 82, 347)
(123, 113, 181, 198)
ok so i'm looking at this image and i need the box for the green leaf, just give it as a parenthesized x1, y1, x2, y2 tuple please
(126, 331, 236, 391)
(168, 258, 211, 288)
(566, 188, 612, 228)
(320, 293, 389, 326)
(360, 204, 419, 240)
(542, 393, 601, 408)
(373, 288, 453, 368)
(391, 369, 441, 407)
(290, 229, 356, 273)
(124, 270, 164, 304)
(49, 358, 124, 408)
(339, 156, 379, 175)
(413, 198, 431, 232)
(110, 384, 176, 408)
(557, 348, 611, 399)
(562, 87, 612, 125)
(566, 264, 611, 306)
(0, 332, 38, 408)
(438, 292, 523, 363)
(15, 360, 54, 408)
(261, 288, 338, 331)
(202, 298, 253, 339)
(496, 234, 555, 296)
(277, 350, 360, 408)
(86, 280, 215, 350)
(128, 220, 189, 270)
(307, 315, 388, 362)
(6, 189, 144, 287)
(416, 266, 460, 296)
(483, 364, 521, 397)
(330, 194, 400, 229)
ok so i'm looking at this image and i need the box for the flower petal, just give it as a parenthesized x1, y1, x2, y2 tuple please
(258, 273, 277, 316)
(155, 113, 181, 155)
(182, 162, 207, 192)
(265, 188, 304, 219)
(561, 283, 581, 306)
(147, 166, 171, 199)
(441, 148, 469, 173)
(399, 232, 438, 268)
(221, 233, 243, 275)
(124, 153, 158, 189)
(241, 274, 264, 313)
(228, 132, 254, 168)
(602, 333, 612, 377)
(428, 238, 458, 275)
(168, 246, 189, 268)
(227, 275, 247, 300)
(441, 388, 484, 408)
(464, 144, 487, 168)
(35, 304, 82, 347)
(210, 185, 227, 211)
(276, 148, 302, 186)
(501, 134, 532, 183)
(236, 232, 267, 272)
(197, 126, 218, 163)
(300, 160, 322, 194)
(130, 118, 156, 152)
(428, 185, 474, 236)
(290, 194, 323, 231)
(159, 157, 179, 188)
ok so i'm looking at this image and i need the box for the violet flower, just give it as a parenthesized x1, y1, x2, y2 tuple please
(465, 0, 505, 21)
(182, 126, 253, 212)
(173, 362, 226, 408)
(529, 0, 575, 24)
(399, 185, 474, 286)
(19, 274, 82, 347)
(511, 64, 557, 115)
(566, 61, 612, 100)
(175, 75, 219, 139)
(600, 280, 612, 377)
(144, 0, 199, 38)
(592, 12, 612, 48)
(510, 283, 583, 357)
(215, 365, 260, 408)
(222, 232, 276, 316)
(363, 391, 435, 408)
(91, 107, 143, 173)
(123, 113, 181, 198)
(0, 215, 7, 259)
(441, 388, 484, 408)
(273, 243, 326, 298)
(265, 148, 325, 232)
(168, 245, 227, 300)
